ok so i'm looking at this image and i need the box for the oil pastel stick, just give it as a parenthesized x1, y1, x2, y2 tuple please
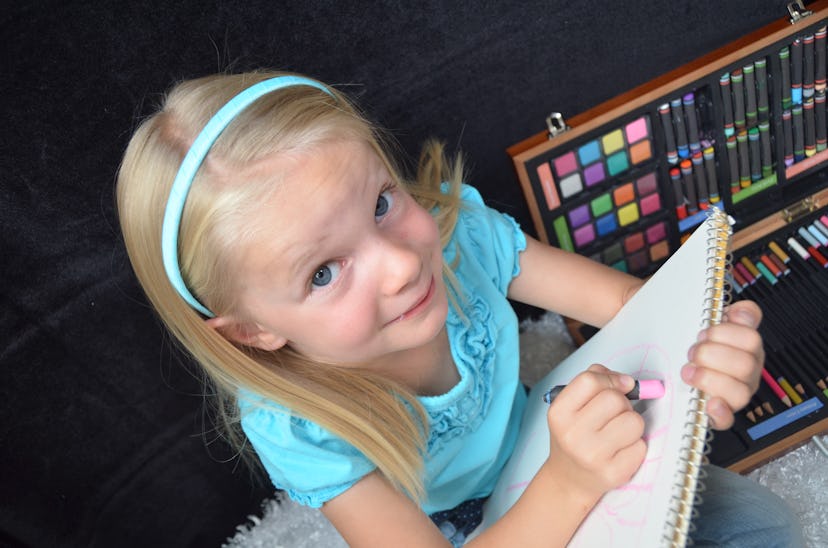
(543, 379, 665, 404)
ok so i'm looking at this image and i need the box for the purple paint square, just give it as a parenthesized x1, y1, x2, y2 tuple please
(583, 162, 606, 186)
(567, 204, 591, 228)
(573, 223, 596, 248)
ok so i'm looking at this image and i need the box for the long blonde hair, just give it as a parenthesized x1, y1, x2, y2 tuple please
(116, 71, 464, 501)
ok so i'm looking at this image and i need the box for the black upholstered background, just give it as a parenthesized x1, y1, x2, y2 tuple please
(2, 2, 788, 546)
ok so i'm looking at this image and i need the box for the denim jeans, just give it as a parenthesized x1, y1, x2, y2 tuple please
(690, 465, 805, 547)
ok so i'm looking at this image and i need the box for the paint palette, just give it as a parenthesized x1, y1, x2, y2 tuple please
(530, 115, 672, 275)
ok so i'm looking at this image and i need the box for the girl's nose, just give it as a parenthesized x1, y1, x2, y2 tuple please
(378, 237, 421, 296)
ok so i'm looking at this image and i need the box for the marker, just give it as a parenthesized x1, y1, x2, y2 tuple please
(720, 73, 735, 137)
(758, 121, 773, 177)
(670, 167, 687, 219)
(792, 37, 803, 105)
(817, 91, 827, 152)
(732, 69, 746, 130)
(748, 127, 761, 182)
(671, 97, 689, 159)
(703, 146, 720, 203)
(744, 63, 758, 128)
(755, 59, 770, 123)
(692, 150, 709, 209)
(792, 104, 805, 162)
(780, 46, 793, 109)
(681, 159, 698, 214)
(736, 129, 751, 188)
(543, 379, 666, 404)
(684, 92, 701, 153)
(804, 34, 815, 100)
(816, 27, 827, 92)
(659, 103, 678, 164)
(782, 109, 795, 166)
(804, 96, 816, 157)
(726, 135, 740, 194)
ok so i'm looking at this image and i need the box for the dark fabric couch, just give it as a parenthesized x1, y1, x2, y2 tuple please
(1, 1, 787, 546)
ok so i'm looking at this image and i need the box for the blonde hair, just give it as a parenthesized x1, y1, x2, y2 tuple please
(116, 70, 465, 501)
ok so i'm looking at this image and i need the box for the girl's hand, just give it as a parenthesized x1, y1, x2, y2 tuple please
(544, 364, 647, 504)
(681, 300, 764, 430)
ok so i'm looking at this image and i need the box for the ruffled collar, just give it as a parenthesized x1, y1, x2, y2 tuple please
(419, 290, 496, 452)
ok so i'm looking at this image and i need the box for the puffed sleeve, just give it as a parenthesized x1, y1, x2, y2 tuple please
(240, 395, 376, 508)
(449, 184, 527, 294)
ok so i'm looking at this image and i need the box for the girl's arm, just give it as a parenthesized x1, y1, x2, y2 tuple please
(322, 367, 645, 547)
(507, 234, 643, 328)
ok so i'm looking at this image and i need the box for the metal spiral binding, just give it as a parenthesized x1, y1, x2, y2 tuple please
(662, 208, 732, 547)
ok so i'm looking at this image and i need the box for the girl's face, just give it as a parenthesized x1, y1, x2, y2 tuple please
(224, 139, 448, 370)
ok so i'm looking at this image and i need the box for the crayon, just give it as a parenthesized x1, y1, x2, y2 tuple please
(543, 379, 666, 404)
(659, 103, 678, 164)
(720, 73, 735, 137)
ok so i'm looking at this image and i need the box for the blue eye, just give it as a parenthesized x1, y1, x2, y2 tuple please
(312, 261, 341, 288)
(375, 189, 394, 220)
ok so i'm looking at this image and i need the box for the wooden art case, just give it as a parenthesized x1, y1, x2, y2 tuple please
(507, 0, 828, 473)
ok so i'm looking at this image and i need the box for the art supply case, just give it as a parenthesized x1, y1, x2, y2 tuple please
(506, 0, 828, 473)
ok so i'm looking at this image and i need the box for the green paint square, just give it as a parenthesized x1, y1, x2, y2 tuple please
(606, 151, 629, 176)
(590, 193, 613, 217)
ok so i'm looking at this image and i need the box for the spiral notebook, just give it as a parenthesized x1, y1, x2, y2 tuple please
(479, 208, 732, 547)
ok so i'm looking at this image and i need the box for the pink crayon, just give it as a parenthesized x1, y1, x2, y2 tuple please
(543, 379, 665, 404)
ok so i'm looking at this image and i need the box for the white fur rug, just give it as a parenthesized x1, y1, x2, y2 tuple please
(224, 313, 828, 547)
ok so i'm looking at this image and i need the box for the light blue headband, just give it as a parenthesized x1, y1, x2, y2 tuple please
(161, 75, 334, 317)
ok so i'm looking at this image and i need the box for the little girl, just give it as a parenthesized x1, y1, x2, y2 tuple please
(116, 71, 803, 546)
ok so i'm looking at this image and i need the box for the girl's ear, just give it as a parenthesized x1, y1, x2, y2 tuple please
(205, 315, 287, 351)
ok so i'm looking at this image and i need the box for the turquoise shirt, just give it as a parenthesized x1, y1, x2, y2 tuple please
(240, 184, 528, 513)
